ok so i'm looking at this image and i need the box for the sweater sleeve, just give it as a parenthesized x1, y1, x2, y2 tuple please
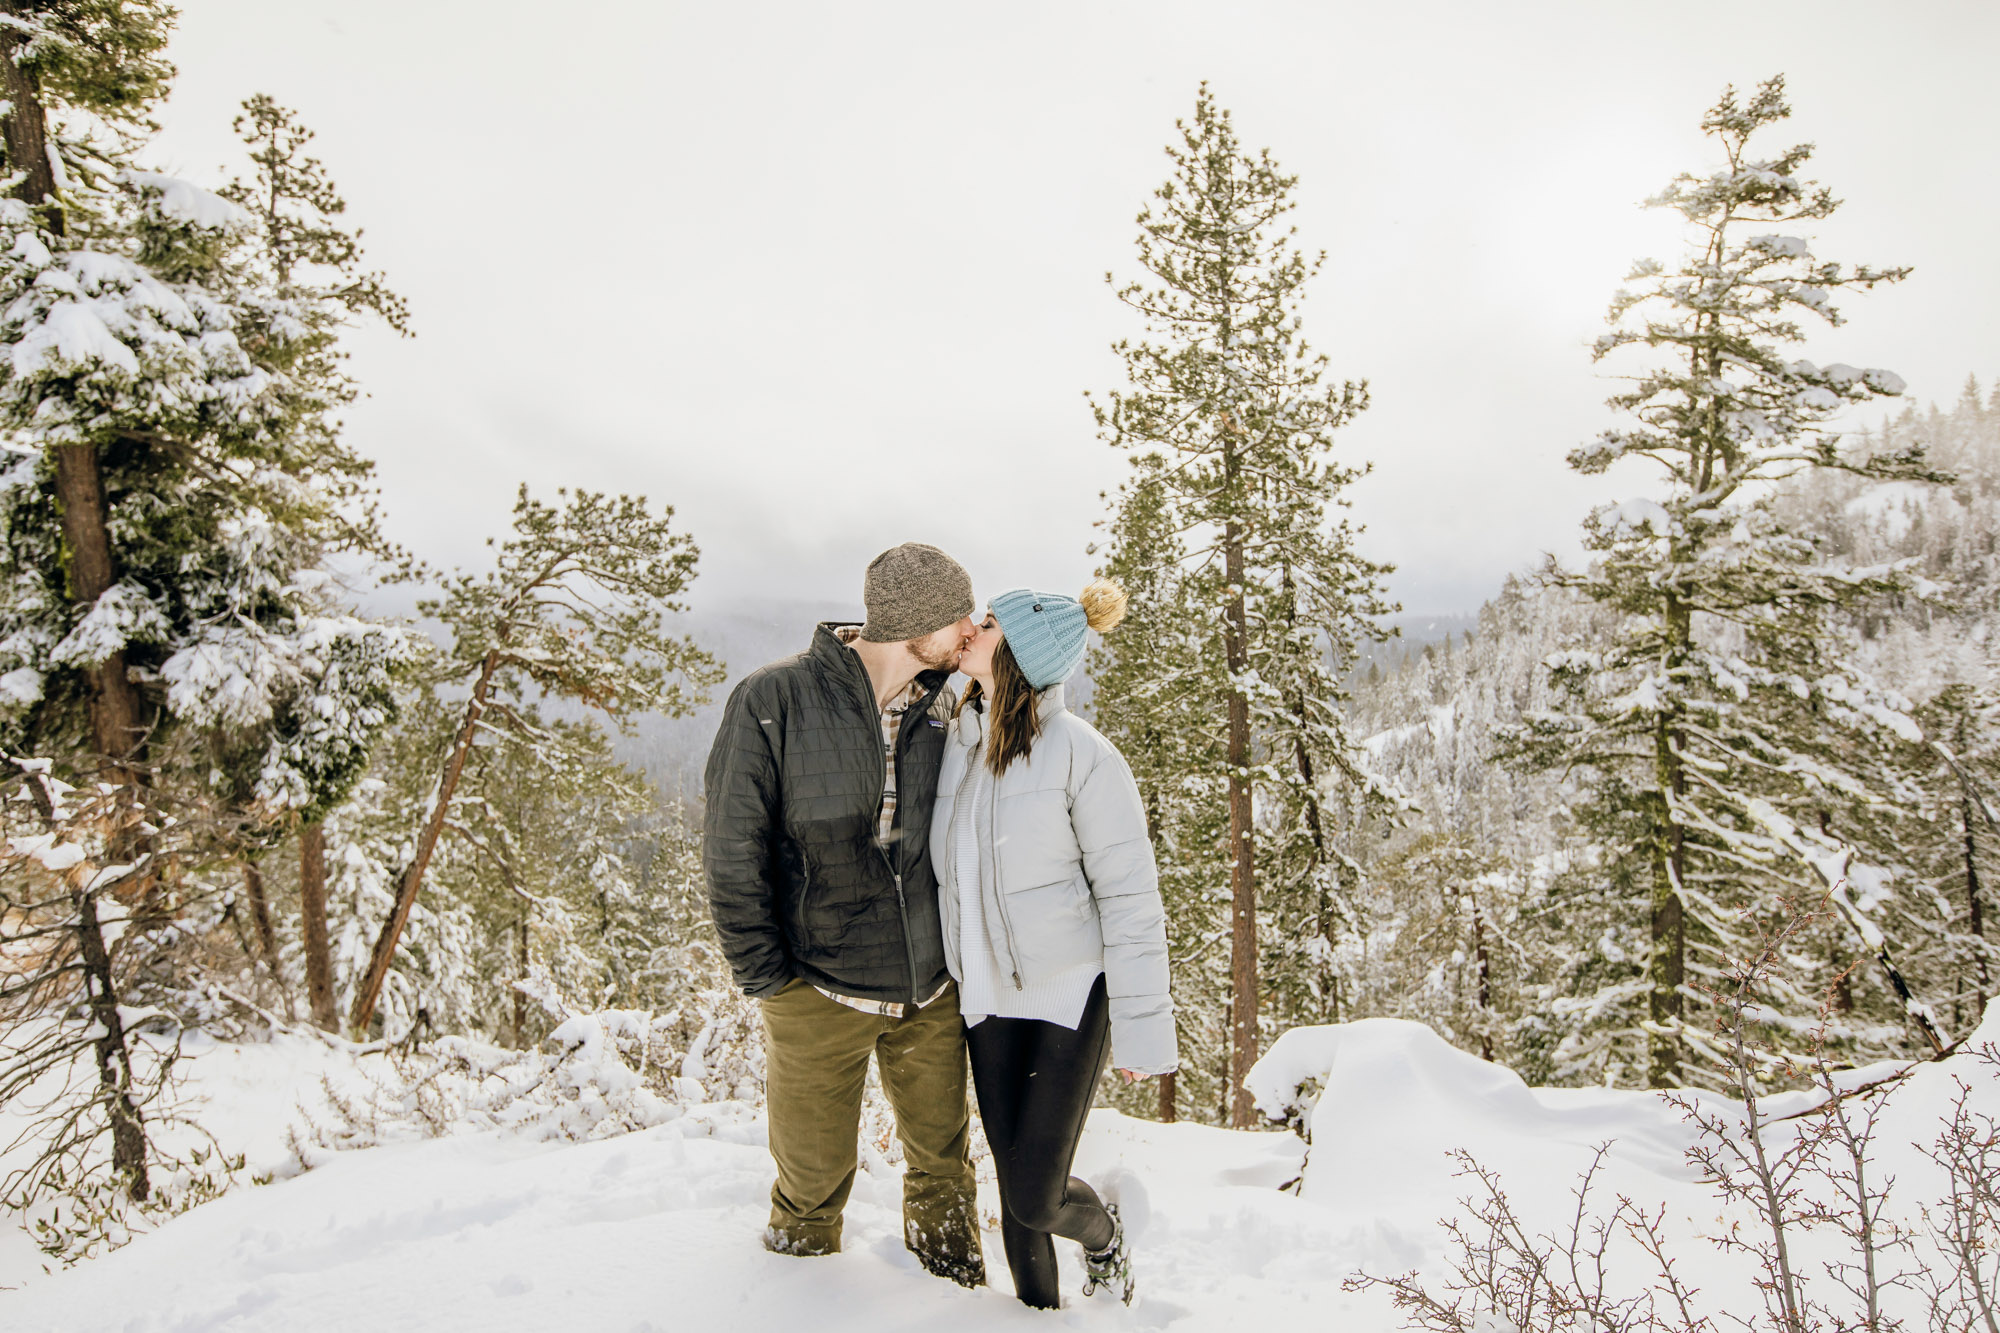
(701, 675, 792, 998)
(1072, 742, 1178, 1075)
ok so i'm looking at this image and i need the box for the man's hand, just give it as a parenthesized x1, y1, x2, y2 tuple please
(1115, 1068, 1152, 1085)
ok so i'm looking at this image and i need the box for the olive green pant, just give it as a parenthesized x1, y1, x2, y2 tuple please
(759, 978, 983, 1285)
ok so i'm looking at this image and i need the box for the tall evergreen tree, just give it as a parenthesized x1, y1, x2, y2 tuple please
(0, 6, 411, 1220)
(1508, 77, 1943, 1087)
(0, 0, 175, 787)
(0, 92, 409, 831)
(1088, 462, 1230, 1122)
(1094, 86, 1392, 1125)
(215, 93, 415, 1028)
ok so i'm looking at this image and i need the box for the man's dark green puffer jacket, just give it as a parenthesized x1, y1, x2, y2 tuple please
(701, 622, 955, 1003)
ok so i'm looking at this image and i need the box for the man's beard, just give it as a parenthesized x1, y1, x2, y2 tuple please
(908, 636, 962, 672)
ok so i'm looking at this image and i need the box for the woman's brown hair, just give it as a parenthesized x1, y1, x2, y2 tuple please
(959, 580, 1127, 777)
(959, 638, 1040, 776)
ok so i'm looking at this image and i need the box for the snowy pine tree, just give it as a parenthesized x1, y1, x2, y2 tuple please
(1912, 684, 2000, 1032)
(1343, 375, 2000, 1088)
(345, 486, 722, 1036)
(1368, 835, 1536, 1065)
(1094, 86, 1393, 1124)
(1507, 77, 1946, 1087)
(209, 93, 417, 1027)
(1781, 385, 2000, 1042)
(0, 5, 412, 1239)
(443, 711, 660, 1047)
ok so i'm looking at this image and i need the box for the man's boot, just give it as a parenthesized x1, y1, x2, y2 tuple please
(904, 1192, 984, 1288)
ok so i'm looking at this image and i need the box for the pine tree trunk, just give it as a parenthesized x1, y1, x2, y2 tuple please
(241, 861, 278, 970)
(1648, 593, 1691, 1088)
(1224, 517, 1258, 1129)
(299, 822, 338, 1033)
(1472, 895, 1493, 1062)
(240, 860, 290, 1018)
(348, 647, 501, 1036)
(54, 445, 149, 774)
(1157, 1069, 1176, 1123)
(0, 14, 63, 235)
(1966, 798, 1988, 1012)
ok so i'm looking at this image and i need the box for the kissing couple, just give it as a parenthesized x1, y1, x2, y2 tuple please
(701, 541, 1176, 1309)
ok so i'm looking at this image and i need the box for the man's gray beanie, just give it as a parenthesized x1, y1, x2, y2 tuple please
(859, 543, 974, 643)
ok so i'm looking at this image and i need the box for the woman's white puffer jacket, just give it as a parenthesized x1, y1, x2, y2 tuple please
(930, 684, 1177, 1074)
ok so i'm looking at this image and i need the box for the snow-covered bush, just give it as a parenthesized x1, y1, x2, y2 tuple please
(289, 979, 765, 1166)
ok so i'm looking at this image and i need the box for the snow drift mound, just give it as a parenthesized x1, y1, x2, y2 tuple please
(1245, 1018, 1702, 1209)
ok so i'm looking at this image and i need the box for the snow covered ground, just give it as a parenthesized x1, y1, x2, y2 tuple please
(3, 1006, 1994, 1332)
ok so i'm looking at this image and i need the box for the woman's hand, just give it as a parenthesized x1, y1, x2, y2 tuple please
(1115, 1068, 1151, 1085)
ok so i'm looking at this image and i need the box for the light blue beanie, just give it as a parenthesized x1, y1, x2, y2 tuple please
(989, 581, 1126, 690)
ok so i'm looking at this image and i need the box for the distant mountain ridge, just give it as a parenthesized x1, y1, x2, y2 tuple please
(618, 600, 1484, 797)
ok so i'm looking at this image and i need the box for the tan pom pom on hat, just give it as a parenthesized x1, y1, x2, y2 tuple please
(989, 578, 1126, 690)
(1078, 579, 1127, 633)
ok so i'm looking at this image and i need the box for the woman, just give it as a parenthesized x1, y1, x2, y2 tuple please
(930, 579, 1176, 1310)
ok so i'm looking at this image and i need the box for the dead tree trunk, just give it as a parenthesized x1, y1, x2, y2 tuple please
(298, 821, 337, 1032)
(1934, 742, 1997, 1023)
(1289, 672, 1344, 1027)
(240, 859, 277, 964)
(18, 765, 151, 1203)
(75, 885, 150, 1200)
(240, 859, 299, 1022)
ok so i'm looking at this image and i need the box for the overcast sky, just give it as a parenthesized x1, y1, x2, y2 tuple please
(149, 1, 1998, 621)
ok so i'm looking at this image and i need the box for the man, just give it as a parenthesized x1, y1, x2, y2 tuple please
(701, 542, 984, 1285)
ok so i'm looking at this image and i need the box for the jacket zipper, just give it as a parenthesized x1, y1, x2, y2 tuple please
(986, 777, 1024, 990)
(797, 857, 815, 954)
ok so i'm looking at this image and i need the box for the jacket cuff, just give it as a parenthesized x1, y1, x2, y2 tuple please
(744, 974, 792, 999)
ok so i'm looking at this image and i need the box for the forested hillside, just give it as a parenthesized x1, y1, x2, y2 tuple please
(1337, 385, 1999, 1085)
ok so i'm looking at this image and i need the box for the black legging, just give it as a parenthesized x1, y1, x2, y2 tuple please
(966, 973, 1115, 1309)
